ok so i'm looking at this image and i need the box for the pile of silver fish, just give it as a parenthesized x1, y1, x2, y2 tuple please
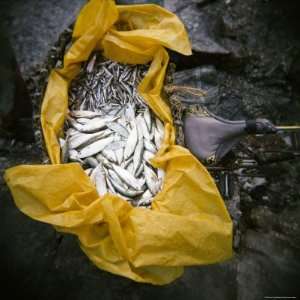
(60, 53, 165, 208)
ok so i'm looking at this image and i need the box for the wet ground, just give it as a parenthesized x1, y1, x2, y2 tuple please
(0, 0, 300, 299)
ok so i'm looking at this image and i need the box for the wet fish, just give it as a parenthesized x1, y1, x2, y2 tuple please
(155, 118, 164, 135)
(143, 150, 155, 162)
(139, 115, 151, 140)
(110, 178, 143, 198)
(94, 164, 107, 197)
(87, 54, 97, 73)
(108, 169, 127, 188)
(112, 164, 142, 191)
(107, 121, 129, 138)
(78, 136, 114, 158)
(84, 157, 99, 168)
(144, 139, 157, 153)
(76, 117, 91, 124)
(68, 149, 83, 163)
(70, 110, 103, 119)
(144, 164, 160, 195)
(143, 108, 152, 131)
(124, 122, 138, 159)
(154, 126, 163, 149)
(104, 140, 126, 151)
(115, 147, 124, 165)
(95, 153, 110, 166)
(64, 57, 165, 208)
(133, 138, 144, 174)
(68, 130, 111, 149)
(102, 148, 117, 163)
(60, 137, 69, 163)
(126, 161, 134, 174)
(69, 116, 117, 133)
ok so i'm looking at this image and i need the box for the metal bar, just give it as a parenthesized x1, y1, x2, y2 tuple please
(276, 125, 300, 131)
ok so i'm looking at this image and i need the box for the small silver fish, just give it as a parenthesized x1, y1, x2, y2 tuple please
(65, 58, 165, 207)
(68, 149, 83, 163)
(133, 138, 144, 174)
(95, 153, 110, 166)
(109, 175, 144, 198)
(143, 150, 155, 163)
(155, 117, 164, 135)
(60, 137, 69, 163)
(104, 140, 126, 151)
(139, 116, 151, 140)
(69, 116, 117, 133)
(84, 157, 99, 168)
(70, 110, 103, 119)
(108, 169, 127, 188)
(144, 139, 157, 153)
(76, 117, 91, 124)
(106, 121, 129, 138)
(115, 147, 124, 165)
(144, 163, 160, 195)
(143, 108, 152, 131)
(102, 148, 118, 163)
(154, 126, 163, 150)
(112, 164, 142, 191)
(94, 164, 107, 197)
(87, 54, 97, 73)
(68, 130, 111, 149)
(105, 174, 116, 194)
(135, 162, 144, 178)
(78, 136, 114, 158)
(126, 161, 134, 175)
(124, 122, 138, 159)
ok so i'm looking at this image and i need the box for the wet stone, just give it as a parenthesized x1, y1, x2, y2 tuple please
(191, 0, 215, 6)
(165, 1, 229, 56)
(0, 0, 86, 76)
(117, 0, 163, 4)
(238, 230, 300, 300)
(179, 5, 229, 55)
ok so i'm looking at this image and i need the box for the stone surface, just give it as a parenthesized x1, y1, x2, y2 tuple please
(165, 1, 229, 56)
(238, 230, 300, 299)
(191, 0, 214, 6)
(117, 0, 163, 4)
(0, 0, 86, 77)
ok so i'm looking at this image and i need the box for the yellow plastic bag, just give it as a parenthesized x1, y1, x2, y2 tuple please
(4, 0, 233, 285)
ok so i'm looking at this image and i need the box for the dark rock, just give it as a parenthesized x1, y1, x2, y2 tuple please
(191, 0, 215, 7)
(165, 1, 229, 57)
(238, 230, 300, 299)
(250, 206, 300, 247)
(287, 52, 300, 98)
(221, 38, 247, 69)
(179, 5, 229, 55)
(165, 1, 249, 69)
(0, 0, 86, 76)
(164, 0, 188, 13)
(117, 0, 163, 4)
(220, 15, 236, 38)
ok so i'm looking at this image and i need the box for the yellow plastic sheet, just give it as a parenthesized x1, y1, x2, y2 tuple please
(4, 0, 233, 285)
